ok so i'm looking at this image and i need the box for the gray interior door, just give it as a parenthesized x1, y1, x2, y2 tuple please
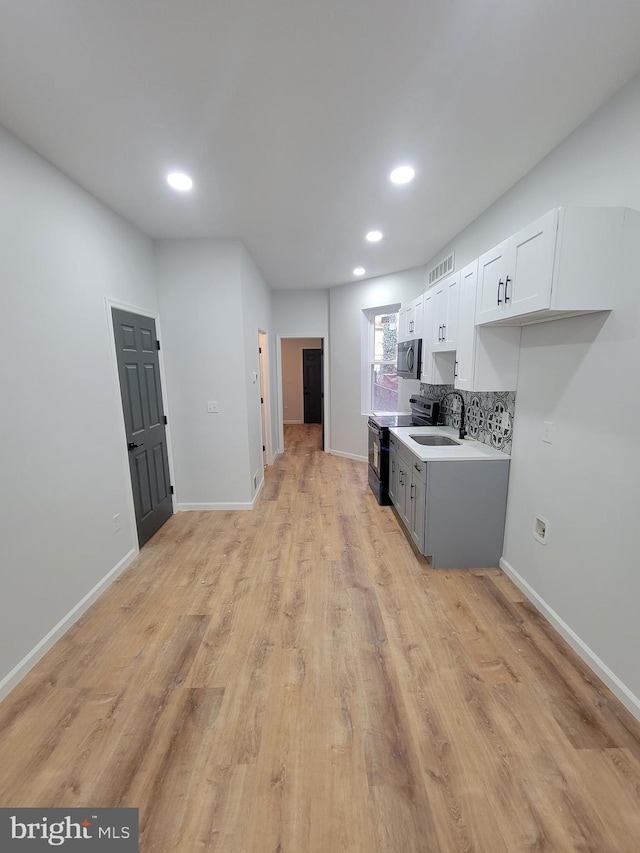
(112, 308, 173, 546)
(303, 348, 323, 425)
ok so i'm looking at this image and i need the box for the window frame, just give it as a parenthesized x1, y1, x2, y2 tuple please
(366, 305, 400, 414)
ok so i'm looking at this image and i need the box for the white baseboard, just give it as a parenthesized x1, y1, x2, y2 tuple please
(253, 475, 265, 504)
(178, 501, 254, 511)
(328, 449, 368, 463)
(283, 419, 303, 424)
(0, 547, 138, 703)
(179, 475, 266, 513)
(500, 557, 640, 722)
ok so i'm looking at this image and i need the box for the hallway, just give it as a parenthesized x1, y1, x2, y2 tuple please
(0, 426, 639, 851)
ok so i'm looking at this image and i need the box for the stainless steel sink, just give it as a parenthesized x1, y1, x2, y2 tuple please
(409, 434, 460, 446)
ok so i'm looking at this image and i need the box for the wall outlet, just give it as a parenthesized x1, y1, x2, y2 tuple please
(533, 515, 549, 544)
(207, 401, 220, 413)
(112, 513, 121, 534)
(543, 421, 553, 443)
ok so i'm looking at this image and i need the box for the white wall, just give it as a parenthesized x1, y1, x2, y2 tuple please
(155, 238, 253, 508)
(422, 71, 640, 711)
(328, 269, 425, 460)
(0, 125, 158, 695)
(271, 289, 329, 337)
(281, 338, 323, 422)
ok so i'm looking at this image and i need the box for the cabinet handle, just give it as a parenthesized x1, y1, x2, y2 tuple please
(414, 462, 421, 473)
(497, 279, 504, 305)
(410, 484, 415, 499)
(454, 359, 458, 378)
(504, 276, 511, 303)
(442, 323, 446, 340)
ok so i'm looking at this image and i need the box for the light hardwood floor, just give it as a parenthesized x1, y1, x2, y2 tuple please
(1, 423, 639, 851)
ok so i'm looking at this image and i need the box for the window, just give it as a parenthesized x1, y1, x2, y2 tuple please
(370, 310, 399, 412)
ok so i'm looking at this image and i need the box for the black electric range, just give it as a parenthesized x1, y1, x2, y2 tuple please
(367, 397, 440, 504)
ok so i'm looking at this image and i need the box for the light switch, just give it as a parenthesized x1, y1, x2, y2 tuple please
(207, 401, 220, 413)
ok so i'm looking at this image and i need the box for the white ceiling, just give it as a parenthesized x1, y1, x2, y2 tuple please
(2, 2, 640, 290)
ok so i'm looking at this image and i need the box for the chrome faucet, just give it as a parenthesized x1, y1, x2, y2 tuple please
(439, 391, 467, 440)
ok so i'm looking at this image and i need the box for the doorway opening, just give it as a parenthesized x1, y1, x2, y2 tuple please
(280, 337, 325, 451)
(258, 330, 272, 467)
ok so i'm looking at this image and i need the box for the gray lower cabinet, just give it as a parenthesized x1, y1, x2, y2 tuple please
(388, 435, 398, 505)
(390, 441, 510, 568)
(409, 458, 427, 551)
(391, 441, 427, 550)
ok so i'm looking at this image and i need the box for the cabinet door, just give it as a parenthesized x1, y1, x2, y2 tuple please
(433, 273, 459, 350)
(398, 306, 409, 342)
(454, 261, 478, 391)
(406, 304, 415, 338)
(410, 295, 424, 339)
(388, 447, 398, 505)
(420, 292, 436, 383)
(476, 239, 509, 324)
(397, 461, 410, 528)
(410, 470, 426, 552)
(506, 209, 558, 317)
(433, 284, 448, 348)
(442, 275, 459, 349)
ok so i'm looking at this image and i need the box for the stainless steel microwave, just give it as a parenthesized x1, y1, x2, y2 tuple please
(397, 338, 422, 379)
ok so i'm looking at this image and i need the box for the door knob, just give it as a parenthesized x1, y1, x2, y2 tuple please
(128, 442, 142, 451)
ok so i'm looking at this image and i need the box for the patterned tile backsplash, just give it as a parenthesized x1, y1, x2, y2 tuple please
(419, 384, 516, 455)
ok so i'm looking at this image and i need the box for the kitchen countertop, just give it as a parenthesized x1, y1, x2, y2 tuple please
(390, 425, 510, 462)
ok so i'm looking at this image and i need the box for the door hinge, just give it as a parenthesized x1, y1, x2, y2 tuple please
(262, 445, 266, 452)
(260, 397, 264, 404)
(163, 415, 168, 425)
(170, 485, 174, 495)
(259, 346, 262, 353)
(156, 340, 161, 350)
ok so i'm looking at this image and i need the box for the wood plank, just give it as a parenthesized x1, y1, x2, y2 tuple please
(0, 423, 639, 851)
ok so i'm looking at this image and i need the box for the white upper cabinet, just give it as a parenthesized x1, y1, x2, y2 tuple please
(432, 272, 459, 351)
(408, 294, 424, 339)
(420, 291, 455, 385)
(454, 262, 478, 390)
(507, 209, 558, 316)
(398, 294, 424, 341)
(476, 207, 624, 326)
(398, 305, 409, 342)
(455, 259, 520, 392)
(476, 239, 509, 324)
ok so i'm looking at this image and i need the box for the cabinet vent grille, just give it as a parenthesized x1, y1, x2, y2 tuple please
(427, 252, 455, 286)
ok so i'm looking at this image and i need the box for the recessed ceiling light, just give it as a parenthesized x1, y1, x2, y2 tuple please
(390, 165, 415, 185)
(353, 267, 366, 276)
(167, 172, 193, 191)
(365, 230, 383, 242)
